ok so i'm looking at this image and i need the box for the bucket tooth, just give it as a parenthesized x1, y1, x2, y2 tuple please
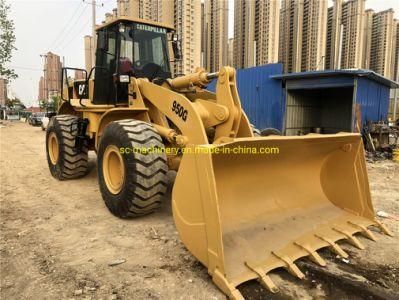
(375, 221, 393, 236)
(315, 234, 349, 258)
(294, 242, 326, 267)
(212, 269, 244, 300)
(230, 289, 245, 300)
(245, 262, 279, 293)
(347, 221, 377, 241)
(272, 251, 305, 279)
(333, 227, 365, 250)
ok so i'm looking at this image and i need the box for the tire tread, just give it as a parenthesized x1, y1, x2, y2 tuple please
(46, 115, 89, 180)
(98, 119, 168, 218)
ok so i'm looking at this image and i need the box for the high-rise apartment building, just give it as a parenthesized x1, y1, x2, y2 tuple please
(394, 21, 399, 81)
(279, 0, 327, 73)
(227, 38, 234, 66)
(362, 9, 374, 69)
(125, 0, 139, 18)
(0, 78, 7, 107)
(233, 0, 254, 69)
(172, 0, 201, 75)
(300, 0, 328, 71)
(279, 0, 298, 73)
(326, 0, 343, 69)
(120, 0, 200, 75)
(234, 0, 280, 69)
(75, 70, 86, 80)
(369, 9, 396, 79)
(124, 0, 171, 23)
(117, 0, 128, 16)
(38, 52, 62, 100)
(341, 0, 365, 69)
(326, 0, 366, 70)
(38, 77, 45, 101)
(84, 35, 93, 72)
(254, 0, 280, 67)
(203, 0, 228, 72)
(201, 2, 206, 67)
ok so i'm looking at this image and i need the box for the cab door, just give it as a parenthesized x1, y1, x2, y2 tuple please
(93, 26, 118, 105)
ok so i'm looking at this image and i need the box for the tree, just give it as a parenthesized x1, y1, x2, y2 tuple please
(39, 96, 60, 111)
(39, 99, 47, 110)
(0, 0, 17, 81)
(50, 95, 60, 111)
(6, 97, 25, 110)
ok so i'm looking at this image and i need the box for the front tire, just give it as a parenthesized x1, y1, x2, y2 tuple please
(97, 120, 168, 218)
(250, 124, 261, 136)
(261, 128, 282, 136)
(46, 115, 88, 180)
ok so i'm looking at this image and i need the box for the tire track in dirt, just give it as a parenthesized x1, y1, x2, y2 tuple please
(1, 122, 398, 299)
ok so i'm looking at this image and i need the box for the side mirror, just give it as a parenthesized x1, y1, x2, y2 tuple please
(172, 35, 182, 60)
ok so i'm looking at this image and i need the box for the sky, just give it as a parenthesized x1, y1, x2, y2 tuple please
(6, 0, 399, 107)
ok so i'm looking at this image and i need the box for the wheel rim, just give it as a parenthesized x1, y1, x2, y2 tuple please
(103, 145, 125, 194)
(48, 132, 59, 165)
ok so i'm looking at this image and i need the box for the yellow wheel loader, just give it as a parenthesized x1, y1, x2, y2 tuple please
(46, 17, 392, 299)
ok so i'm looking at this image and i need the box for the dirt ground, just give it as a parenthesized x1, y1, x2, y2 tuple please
(1, 121, 398, 300)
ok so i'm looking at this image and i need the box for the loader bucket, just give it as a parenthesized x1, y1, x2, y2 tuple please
(172, 133, 391, 299)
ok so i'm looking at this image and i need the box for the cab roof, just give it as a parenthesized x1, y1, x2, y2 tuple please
(96, 16, 174, 31)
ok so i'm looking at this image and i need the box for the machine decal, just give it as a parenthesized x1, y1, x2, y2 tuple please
(172, 100, 188, 121)
(135, 24, 166, 34)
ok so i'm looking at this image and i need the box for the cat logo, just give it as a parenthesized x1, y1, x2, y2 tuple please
(78, 84, 86, 96)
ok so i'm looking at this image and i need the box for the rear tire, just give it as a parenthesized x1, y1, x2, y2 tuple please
(97, 119, 168, 218)
(46, 115, 88, 180)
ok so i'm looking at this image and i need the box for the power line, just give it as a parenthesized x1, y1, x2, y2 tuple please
(9, 65, 42, 71)
(54, 5, 90, 52)
(54, 5, 89, 51)
(47, 1, 85, 50)
(57, 17, 91, 53)
(82, 0, 105, 69)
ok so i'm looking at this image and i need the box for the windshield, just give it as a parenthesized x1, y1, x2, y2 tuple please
(119, 23, 171, 79)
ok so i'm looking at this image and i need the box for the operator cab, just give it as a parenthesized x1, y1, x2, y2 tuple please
(93, 18, 178, 105)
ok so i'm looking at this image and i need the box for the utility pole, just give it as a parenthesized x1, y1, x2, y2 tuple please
(393, 52, 399, 122)
(92, 0, 96, 68)
(61, 56, 65, 98)
(83, 0, 103, 69)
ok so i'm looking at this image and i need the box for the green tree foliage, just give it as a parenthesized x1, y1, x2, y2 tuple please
(0, 0, 17, 80)
(6, 97, 25, 110)
(40, 96, 60, 111)
(51, 95, 60, 111)
(39, 99, 46, 110)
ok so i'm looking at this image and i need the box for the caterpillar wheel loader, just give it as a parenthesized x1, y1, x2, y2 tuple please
(46, 17, 392, 299)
